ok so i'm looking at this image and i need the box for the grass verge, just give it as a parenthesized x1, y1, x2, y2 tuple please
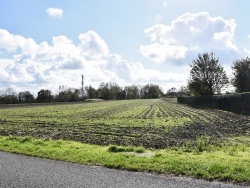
(0, 136, 249, 185)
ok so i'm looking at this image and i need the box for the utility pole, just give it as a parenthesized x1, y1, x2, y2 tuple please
(81, 75, 84, 99)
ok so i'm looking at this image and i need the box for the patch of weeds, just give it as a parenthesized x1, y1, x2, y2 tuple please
(33, 139, 47, 146)
(154, 151, 165, 157)
(56, 140, 63, 145)
(5, 136, 18, 141)
(182, 141, 193, 153)
(108, 145, 145, 153)
(50, 139, 64, 148)
(38, 149, 45, 154)
(108, 145, 132, 152)
(135, 146, 145, 153)
(233, 166, 246, 173)
(108, 145, 122, 152)
(208, 163, 225, 175)
(238, 143, 247, 152)
(228, 145, 238, 156)
(19, 136, 32, 143)
(194, 136, 211, 153)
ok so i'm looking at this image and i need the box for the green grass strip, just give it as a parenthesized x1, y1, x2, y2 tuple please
(0, 136, 249, 184)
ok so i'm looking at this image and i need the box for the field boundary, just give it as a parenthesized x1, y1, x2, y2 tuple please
(178, 92, 250, 115)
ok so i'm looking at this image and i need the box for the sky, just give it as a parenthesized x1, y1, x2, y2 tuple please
(1, 0, 250, 95)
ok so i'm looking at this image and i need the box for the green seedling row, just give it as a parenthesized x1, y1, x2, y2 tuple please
(0, 99, 249, 148)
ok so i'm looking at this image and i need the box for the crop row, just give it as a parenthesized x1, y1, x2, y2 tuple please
(0, 99, 249, 148)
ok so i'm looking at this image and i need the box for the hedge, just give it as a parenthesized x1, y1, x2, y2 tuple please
(177, 92, 250, 115)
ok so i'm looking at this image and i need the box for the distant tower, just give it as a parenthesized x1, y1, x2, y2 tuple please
(81, 75, 84, 98)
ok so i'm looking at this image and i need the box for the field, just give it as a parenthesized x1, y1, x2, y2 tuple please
(0, 98, 249, 148)
(0, 98, 250, 184)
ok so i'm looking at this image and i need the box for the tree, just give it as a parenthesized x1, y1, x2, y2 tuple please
(56, 86, 70, 102)
(177, 86, 190, 97)
(85, 85, 98, 99)
(109, 83, 122, 100)
(36, 89, 54, 103)
(188, 52, 228, 95)
(97, 82, 122, 100)
(18, 91, 35, 103)
(231, 57, 250, 93)
(116, 90, 126, 100)
(55, 86, 81, 102)
(124, 85, 140, 99)
(71, 89, 81, 101)
(0, 88, 18, 104)
(166, 87, 177, 98)
(98, 82, 111, 100)
(140, 84, 163, 99)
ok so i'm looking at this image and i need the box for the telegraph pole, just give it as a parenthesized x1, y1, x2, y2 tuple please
(81, 75, 84, 99)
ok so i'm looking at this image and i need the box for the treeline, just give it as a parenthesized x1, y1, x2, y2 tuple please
(87, 83, 164, 100)
(0, 83, 172, 104)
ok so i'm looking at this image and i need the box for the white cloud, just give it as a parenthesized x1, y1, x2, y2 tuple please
(0, 29, 38, 53)
(104, 54, 187, 85)
(0, 59, 14, 81)
(140, 12, 243, 65)
(0, 29, 186, 94)
(46, 8, 63, 18)
(140, 43, 188, 63)
(79, 31, 109, 59)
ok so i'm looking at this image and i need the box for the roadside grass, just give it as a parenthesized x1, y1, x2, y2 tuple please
(0, 136, 249, 184)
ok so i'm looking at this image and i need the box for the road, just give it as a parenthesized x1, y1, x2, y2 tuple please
(0, 151, 248, 188)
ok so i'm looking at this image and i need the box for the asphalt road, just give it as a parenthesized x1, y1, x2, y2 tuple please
(0, 151, 248, 188)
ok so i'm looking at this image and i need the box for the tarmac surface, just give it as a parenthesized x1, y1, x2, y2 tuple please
(0, 151, 248, 188)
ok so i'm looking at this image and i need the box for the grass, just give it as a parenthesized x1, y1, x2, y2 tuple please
(0, 136, 249, 184)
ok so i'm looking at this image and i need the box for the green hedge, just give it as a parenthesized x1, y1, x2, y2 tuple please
(177, 92, 250, 115)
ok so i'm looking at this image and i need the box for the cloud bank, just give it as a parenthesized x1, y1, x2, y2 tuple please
(0, 29, 184, 94)
(140, 12, 247, 65)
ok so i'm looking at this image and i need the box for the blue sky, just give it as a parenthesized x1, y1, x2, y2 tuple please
(1, 0, 250, 94)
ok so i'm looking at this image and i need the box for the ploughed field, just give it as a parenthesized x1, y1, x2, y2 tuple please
(0, 99, 249, 148)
